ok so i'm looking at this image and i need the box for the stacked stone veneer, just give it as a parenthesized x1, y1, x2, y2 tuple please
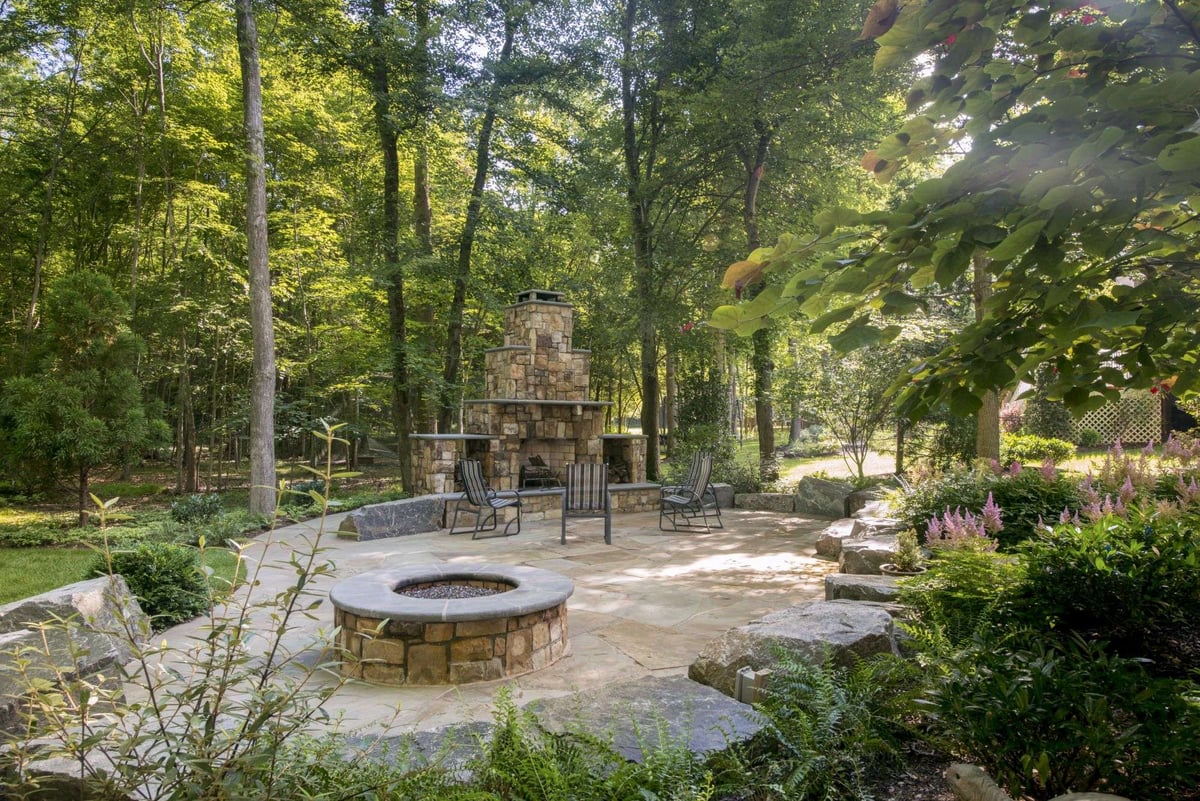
(484, 299, 589, 400)
(332, 564, 573, 685)
(411, 434, 495, 495)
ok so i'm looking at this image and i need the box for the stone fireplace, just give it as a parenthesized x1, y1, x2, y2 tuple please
(412, 290, 644, 493)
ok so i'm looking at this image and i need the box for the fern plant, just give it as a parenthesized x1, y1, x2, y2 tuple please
(748, 651, 920, 800)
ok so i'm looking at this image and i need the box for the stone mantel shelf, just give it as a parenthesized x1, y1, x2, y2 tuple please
(484, 345, 592, 355)
(463, 398, 612, 407)
(410, 434, 495, 441)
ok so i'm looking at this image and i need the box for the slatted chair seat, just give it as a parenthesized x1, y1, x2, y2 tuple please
(561, 462, 611, 545)
(449, 459, 521, 539)
(659, 451, 723, 531)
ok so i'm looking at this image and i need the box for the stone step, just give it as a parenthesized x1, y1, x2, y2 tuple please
(824, 573, 901, 603)
(839, 535, 899, 574)
(527, 675, 764, 762)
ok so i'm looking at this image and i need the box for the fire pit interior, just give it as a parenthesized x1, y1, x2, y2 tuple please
(331, 563, 573, 686)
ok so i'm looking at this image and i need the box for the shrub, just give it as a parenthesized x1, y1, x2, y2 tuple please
(899, 549, 1027, 650)
(170, 492, 223, 524)
(986, 469, 1079, 549)
(285, 479, 326, 508)
(1077, 427, 1102, 448)
(1021, 365, 1076, 441)
(924, 631, 1200, 800)
(896, 466, 1079, 549)
(1000, 432, 1075, 465)
(93, 541, 209, 629)
(1015, 511, 1200, 675)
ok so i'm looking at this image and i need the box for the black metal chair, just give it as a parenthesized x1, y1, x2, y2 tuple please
(561, 462, 611, 545)
(449, 460, 521, 539)
(659, 451, 723, 531)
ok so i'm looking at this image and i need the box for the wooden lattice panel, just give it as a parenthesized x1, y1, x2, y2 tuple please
(1074, 391, 1161, 445)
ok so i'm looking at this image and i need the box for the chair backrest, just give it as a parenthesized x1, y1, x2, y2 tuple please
(458, 460, 491, 505)
(529, 454, 548, 467)
(683, 452, 714, 502)
(564, 463, 608, 512)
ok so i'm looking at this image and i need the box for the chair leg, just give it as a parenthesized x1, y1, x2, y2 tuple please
(604, 512, 611, 545)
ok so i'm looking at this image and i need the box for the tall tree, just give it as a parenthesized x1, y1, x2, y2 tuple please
(235, 0, 277, 515)
(714, 0, 1200, 416)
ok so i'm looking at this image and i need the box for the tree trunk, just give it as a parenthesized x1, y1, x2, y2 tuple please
(787, 337, 802, 444)
(665, 348, 677, 455)
(236, 0, 278, 516)
(620, 0, 660, 481)
(743, 124, 777, 482)
(440, 11, 516, 433)
(972, 251, 1000, 461)
(78, 465, 89, 527)
(368, 0, 414, 492)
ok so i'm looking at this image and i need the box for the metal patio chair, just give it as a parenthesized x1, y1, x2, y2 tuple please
(561, 462, 611, 545)
(449, 459, 521, 539)
(659, 451, 723, 531)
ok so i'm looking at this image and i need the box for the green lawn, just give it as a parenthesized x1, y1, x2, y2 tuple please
(0, 546, 244, 605)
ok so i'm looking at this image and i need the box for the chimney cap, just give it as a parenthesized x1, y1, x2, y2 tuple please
(515, 289, 565, 304)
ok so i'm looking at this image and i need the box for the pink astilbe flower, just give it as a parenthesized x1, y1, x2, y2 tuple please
(1058, 507, 1080, 526)
(1080, 475, 1101, 506)
(1176, 475, 1200, 505)
(1164, 432, 1186, 461)
(980, 492, 1004, 535)
(1040, 459, 1057, 482)
(1008, 461, 1023, 476)
(988, 458, 1002, 475)
(925, 506, 998, 551)
(1119, 476, 1136, 505)
(1142, 440, 1156, 456)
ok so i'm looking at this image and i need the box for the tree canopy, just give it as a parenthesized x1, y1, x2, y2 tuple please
(712, 0, 1200, 419)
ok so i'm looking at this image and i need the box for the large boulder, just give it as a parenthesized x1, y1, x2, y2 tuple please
(710, 483, 735, 509)
(814, 519, 858, 558)
(793, 477, 853, 519)
(337, 496, 446, 540)
(824, 573, 901, 603)
(845, 486, 890, 517)
(0, 576, 147, 734)
(850, 517, 905, 537)
(528, 675, 763, 762)
(689, 601, 898, 697)
(733, 493, 795, 513)
(839, 536, 898, 574)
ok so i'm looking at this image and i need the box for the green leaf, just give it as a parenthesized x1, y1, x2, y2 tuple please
(828, 320, 883, 353)
(708, 305, 743, 330)
(810, 304, 857, 334)
(814, 207, 862, 236)
(988, 220, 1045, 261)
(1157, 134, 1200, 171)
(1068, 126, 1125, 170)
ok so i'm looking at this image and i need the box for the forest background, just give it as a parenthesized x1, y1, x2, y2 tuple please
(0, 0, 931, 515)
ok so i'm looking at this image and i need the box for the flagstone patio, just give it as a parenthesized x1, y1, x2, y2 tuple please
(162, 508, 832, 736)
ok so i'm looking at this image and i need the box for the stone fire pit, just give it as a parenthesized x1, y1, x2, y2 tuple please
(330, 563, 573, 685)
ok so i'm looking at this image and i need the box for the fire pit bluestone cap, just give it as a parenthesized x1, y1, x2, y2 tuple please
(330, 562, 574, 623)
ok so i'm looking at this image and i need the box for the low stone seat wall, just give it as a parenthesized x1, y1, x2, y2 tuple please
(339, 482, 719, 540)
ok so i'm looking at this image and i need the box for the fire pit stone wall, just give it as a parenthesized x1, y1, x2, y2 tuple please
(331, 563, 573, 686)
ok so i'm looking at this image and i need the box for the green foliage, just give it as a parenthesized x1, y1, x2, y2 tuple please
(0, 272, 159, 520)
(899, 549, 1026, 650)
(889, 528, 924, 572)
(1021, 366, 1076, 441)
(92, 542, 210, 629)
(905, 407, 976, 470)
(713, 0, 1200, 416)
(1015, 512, 1200, 676)
(1000, 433, 1075, 466)
(923, 632, 1200, 800)
(1077, 428, 1102, 448)
(91, 482, 166, 499)
(810, 344, 903, 480)
(170, 493, 224, 524)
(896, 466, 1079, 548)
(748, 652, 919, 800)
